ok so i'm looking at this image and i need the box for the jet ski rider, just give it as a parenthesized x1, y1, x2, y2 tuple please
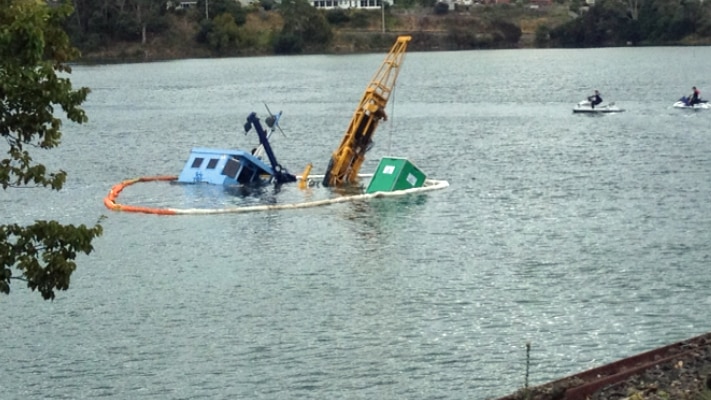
(689, 86, 701, 106)
(588, 90, 603, 109)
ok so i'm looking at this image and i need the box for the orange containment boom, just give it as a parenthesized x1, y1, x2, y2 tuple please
(322, 35, 411, 187)
(104, 176, 178, 215)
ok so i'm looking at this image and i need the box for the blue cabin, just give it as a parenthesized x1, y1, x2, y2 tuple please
(177, 112, 296, 185)
(177, 147, 275, 185)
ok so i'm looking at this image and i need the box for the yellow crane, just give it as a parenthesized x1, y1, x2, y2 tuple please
(322, 35, 412, 187)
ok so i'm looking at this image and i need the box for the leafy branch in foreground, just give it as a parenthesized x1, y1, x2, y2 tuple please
(1, 0, 103, 300)
(0, 220, 104, 300)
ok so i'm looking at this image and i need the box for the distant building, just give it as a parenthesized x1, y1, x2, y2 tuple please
(166, 1, 198, 10)
(312, 0, 392, 10)
(166, 0, 391, 11)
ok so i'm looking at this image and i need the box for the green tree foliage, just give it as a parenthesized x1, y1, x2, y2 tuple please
(1, 0, 103, 300)
(551, 0, 711, 47)
(446, 25, 482, 49)
(551, 0, 632, 46)
(434, 2, 449, 14)
(273, 32, 303, 54)
(134, 0, 171, 44)
(534, 24, 551, 47)
(53, 0, 711, 58)
(195, 0, 248, 52)
(638, 0, 709, 42)
(197, 0, 247, 24)
(349, 9, 371, 29)
(207, 13, 242, 53)
(274, 0, 332, 54)
(392, 0, 416, 8)
(259, 0, 277, 11)
(66, 0, 170, 49)
(446, 17, 520, 50)
(490, 19, 521, 45)
(325, 8, 350, 25)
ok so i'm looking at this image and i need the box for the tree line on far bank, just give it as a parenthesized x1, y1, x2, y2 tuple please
(64, 0, 711, 58)
(65, 0, 524, 56)
(540, 0, 711, 47)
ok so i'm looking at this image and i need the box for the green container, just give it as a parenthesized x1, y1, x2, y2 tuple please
(366, 157, 427, 193)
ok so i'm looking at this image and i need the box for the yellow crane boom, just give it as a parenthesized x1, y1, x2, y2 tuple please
(322, 35, 412, 187)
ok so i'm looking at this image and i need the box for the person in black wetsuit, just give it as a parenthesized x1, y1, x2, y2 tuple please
(689, 86, 701, 106)
(587, 90, 602, 109)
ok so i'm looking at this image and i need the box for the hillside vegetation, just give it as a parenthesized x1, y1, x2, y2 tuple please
(68, 0, 711, 62)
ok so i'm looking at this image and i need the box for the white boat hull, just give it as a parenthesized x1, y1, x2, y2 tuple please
(673, 101, 711, 110)
(573, 100, 624, 114)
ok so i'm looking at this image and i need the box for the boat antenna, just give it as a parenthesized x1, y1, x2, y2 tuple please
(264, 102, 287, 138)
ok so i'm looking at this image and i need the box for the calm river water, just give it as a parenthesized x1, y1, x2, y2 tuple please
(3, 46, 711, 399)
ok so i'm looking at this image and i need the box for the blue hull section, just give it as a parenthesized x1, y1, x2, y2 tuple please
(177, 147, 275, 185)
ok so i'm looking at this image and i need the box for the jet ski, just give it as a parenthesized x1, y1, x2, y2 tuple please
(573, 100, 624, 114)
(673, 96, 711, 110)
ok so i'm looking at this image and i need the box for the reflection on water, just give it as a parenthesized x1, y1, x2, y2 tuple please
(337, 195, 431, 245)
(223, 182, 279, 203)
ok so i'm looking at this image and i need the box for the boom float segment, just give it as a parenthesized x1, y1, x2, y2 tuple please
(322, 35, 412, 187)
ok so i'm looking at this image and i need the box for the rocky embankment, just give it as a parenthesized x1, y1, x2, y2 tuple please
(497, 333, 711, 400)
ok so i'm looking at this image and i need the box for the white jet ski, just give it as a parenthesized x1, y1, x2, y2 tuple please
(573, 100, 625, 114)
(673, 96, 711, 110)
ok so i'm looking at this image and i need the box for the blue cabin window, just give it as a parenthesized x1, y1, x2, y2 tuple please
(206, 158, 219, 169)
(191, 157, 204, 168)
